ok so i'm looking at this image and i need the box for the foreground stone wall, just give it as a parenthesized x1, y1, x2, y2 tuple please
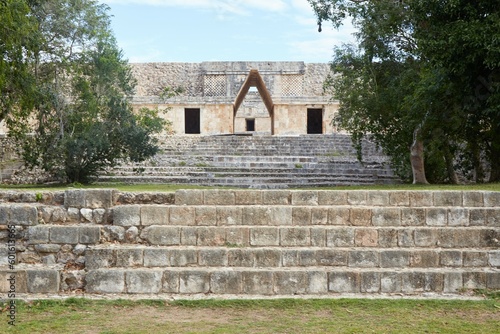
(0, 189, 498, 297)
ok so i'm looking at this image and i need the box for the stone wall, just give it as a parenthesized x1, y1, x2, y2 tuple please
(1, 189, 498, 297)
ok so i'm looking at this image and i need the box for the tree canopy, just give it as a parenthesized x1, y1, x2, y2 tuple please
(309, 0, 500, 183)
(1, 0, 166, 183)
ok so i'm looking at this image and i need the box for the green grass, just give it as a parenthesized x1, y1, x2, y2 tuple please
(1, 298, 499, 334)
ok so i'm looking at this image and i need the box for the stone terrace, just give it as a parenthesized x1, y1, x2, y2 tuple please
(99, 134, 400, 188)
(0, 189, 499, 297)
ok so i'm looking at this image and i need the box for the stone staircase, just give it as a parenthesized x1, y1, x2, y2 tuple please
(1, 189, 498, 298)
(99, 134, 400, 188)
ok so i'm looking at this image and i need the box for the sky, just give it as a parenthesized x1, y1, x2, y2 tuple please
(98, 0, 356, 64)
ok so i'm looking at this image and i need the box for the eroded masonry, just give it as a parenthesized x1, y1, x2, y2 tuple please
(130, 62, 337, 135)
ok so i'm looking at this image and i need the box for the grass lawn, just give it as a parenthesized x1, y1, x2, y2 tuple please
(1, 297, 499, 334)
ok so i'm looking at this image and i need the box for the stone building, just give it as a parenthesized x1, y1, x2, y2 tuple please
(131, 61, 338, 135)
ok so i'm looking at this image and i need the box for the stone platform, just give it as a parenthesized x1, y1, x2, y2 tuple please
(0, 189, 499, 298)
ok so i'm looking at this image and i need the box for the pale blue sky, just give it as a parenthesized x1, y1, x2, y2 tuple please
(99, 0, 355, 63)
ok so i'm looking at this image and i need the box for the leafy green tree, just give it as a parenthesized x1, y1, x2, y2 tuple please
(7, 0, 166, 183)
(310, 0, 500, 183)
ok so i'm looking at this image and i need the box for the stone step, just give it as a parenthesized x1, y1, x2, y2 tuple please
(85, 245, 500, 270)
(84, 267, 500, 295)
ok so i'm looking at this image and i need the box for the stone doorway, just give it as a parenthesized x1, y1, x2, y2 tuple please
(307, 108, 323, 134)
(185, 108, 201, 134)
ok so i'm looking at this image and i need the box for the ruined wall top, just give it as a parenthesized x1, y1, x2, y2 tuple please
(130, 62, 332, 104)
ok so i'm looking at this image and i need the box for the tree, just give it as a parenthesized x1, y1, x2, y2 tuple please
(309, 0, 500, 183)
(6, 0, 167, 183)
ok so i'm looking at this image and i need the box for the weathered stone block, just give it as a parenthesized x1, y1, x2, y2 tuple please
(414, 229, 438, 247)
(197, 227, 226, 246)
(169, 249, 197, 267)
(10, 205, 37, 226)
(141, 205, 169, 225)
(316, 250, 347, 266)
(409, 192, 432, 207)
(378, 228, 398, 247)
(216, 207, 242, 226)
(50, 226, 79, 244)
(282, 249, 299, 267)
(27, 269, 60, 293)
(254, 249, 281, 267)
(81, 208, 93, 223)
(0, 270, 27, 293)
(318, 191, 347, 205)
(162, 270, 179, 293)
(204, 190, 235, 205)
(144, 248, 169, 267)
(28, 226, 49, 244)
(170, 206, 195, 226)
(469, 209, 487, 226)
(381, 272, 401, 293)
(292, 207, 311, 225)
(444, 272, 463, 293)
(483, 192, 500, 207)
(361, 272, 380, 293)
(242, 271, 273, 295)
(280, 227, 310, 246)
(409, 251, 439, 267)
(195, 207, 217, 226)
(398, 229, 414, 247)
(326, 228, 354, 247)
(34, 244, 61, 253)
(199, 249, 228, 266)
(175, 189, 204, 205)
(0, 205, 10, 224)
(349, 251, 379, 268)
(113, 205, 141, 226)
(463, 252, 488, 267)
(103, 226, 125, 242)
(226, 227, 249, 246)
(440, 251, 462, 267)
(243, 206, 291, 226)
(426, 208, 447, 226)
(307, 271, 328, 294)
(367, 191, 390, 206)
(86, 270, 125, 293)
(390, 192, 410, 206)
(486, 209, 500, 227)
(140, 226, 180, 246)
(126, 270, 162, 293)
(489, 251, 500, 267)
(179, 270, 210, 293)
(228, 249, 254, 267)
(463, 272, 486, 289)
(250, 227, 279, 246)
(328, 271, 360, 293)
(433, 191, 462, 207)
(355, 229, 378, 247)
(401, 208, 425, 226)
(210, 271, 242, 294)
(291, 191, 318, 205)
(447, 208, 469, 226)
(380, 250, 409, 268)
(328, 207, 350, 225)
(310, 228, 326, 247)
(235, 190, 262, 205)
(116, 248, 143, 267)
(180, 227, 197, 245)
(347, 191, 367, 205)
(350, 208, 372, 226)
(372, 208, 400, 227)
(486, 272, 500, 289)
(311, 207, 328, 225)
(298, 250, 317, 266)
(79, 226, 101, 244)
(401, 272, 443, 293)
(274, 271, 307, 294)
(65, 189, 113, 209)
(439, 229, 480, 248)
(262, 190, 291, 205)
(85, 248, 115, 269)
(463, 192, 483, 207)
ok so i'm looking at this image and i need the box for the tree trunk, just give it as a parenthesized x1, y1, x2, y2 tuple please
(410, 127, 429, 184)
(443, 141, 459, 184)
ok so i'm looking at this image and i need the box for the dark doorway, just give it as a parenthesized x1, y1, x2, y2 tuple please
(307, 108, 323, 134)
(185, 108, 200, 134)
(246, 118, 255, 132)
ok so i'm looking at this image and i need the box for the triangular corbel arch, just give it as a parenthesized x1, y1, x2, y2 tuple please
(233, 69, 274, 134)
